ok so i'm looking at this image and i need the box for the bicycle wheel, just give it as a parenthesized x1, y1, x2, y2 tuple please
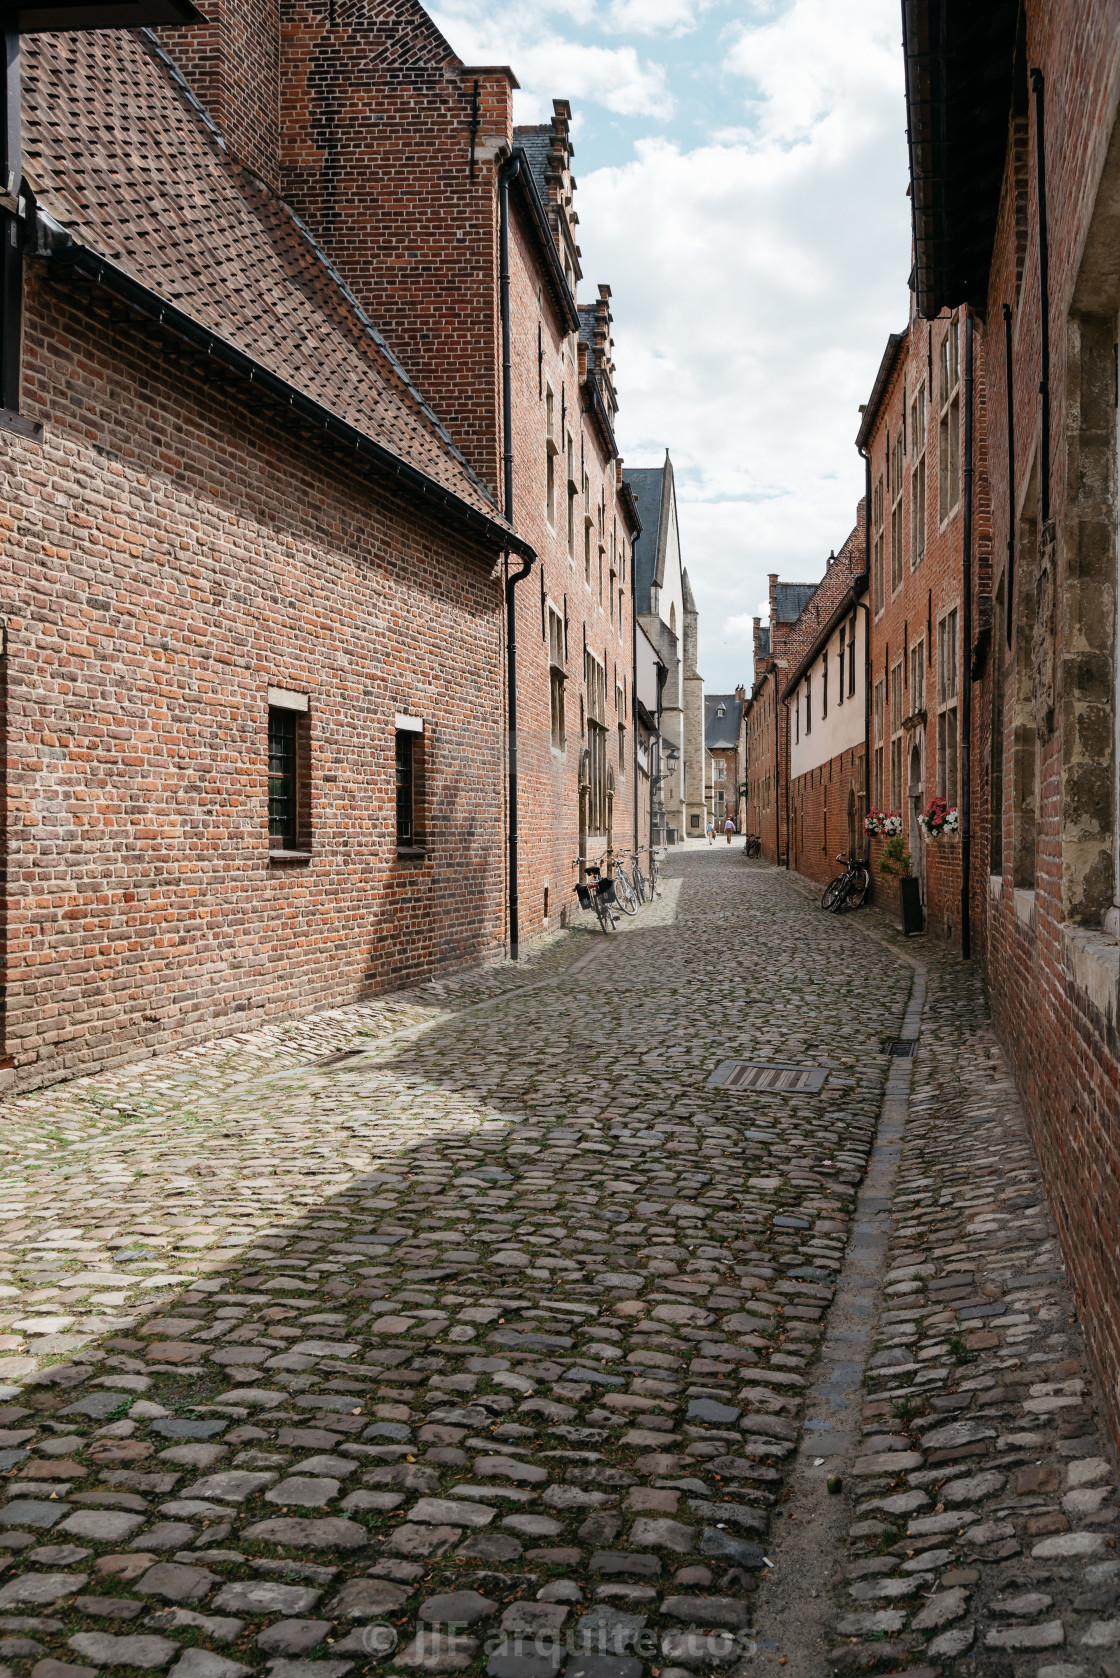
(614, 867, 639, 915)
(632, 863, 648, 903)
(747, 837, 761, 858)
(591, 888, 613, 933)
(839, 866, 869, 910)
(821, 875, 845, 909)
(829, 876, 854, 913)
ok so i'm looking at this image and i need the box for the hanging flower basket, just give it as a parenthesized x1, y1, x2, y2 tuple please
(864, 809, 902, 838)
(919, 796, 959, 839)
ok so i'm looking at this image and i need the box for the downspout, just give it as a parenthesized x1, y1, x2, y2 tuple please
(1030, 67, 1051, 522)
(783, 694, 791, 869)
(1002, 303, 1016, 646)
(632, 555, 639, 857)
(499, 154, 534, 962)
(858, 445, 873, 864)
(773, 667, 780, 863)
(960, 307, 974, 960)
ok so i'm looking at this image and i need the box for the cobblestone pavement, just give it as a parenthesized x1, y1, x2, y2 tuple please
(0, 851, 1112, 1678)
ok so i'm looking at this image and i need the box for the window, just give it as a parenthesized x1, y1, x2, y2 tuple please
(566, 434, 576, 559)
(609, 528, 616, 625)
(583, 472, 592, 583)
(890, 659, 904, 808)
(911, 382, 927, 565)
(545, 388, 557, 526)
(716, 760, 726, 781)
(548, 606, 566, 750)
(805, 673, 812, 736)
(991, 577, 1005, 873)
(597, 502, 605, 606)
(909, 636, 925, 716)
(891, 431, 905, 592)
(395, 730, 415, 847)
(938, 316, 961, 524)
(838, 629, 845, 706)
(873, 677, 885, 810)
(937, 607, 959, 803)
(585, 650, 607, 835)
(848, 615, 857, 696)
(268, 707, 299, 848)
(616, 681, 625, 773)
(873, 472, 885, 611)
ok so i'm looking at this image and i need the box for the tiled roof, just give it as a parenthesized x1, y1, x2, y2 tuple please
(514, 125, 552, 209)
(623, 464, 668, 614)
(23, 28, 503, 528)
(775, 582, 818, 622)
(705, 695, 743, 749)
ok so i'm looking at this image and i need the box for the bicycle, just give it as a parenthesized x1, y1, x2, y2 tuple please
(630, 850, 650, 903)
(573, 859, 620, 934)
(744, 832, 762, 858)
(612, 855, 641, 916)
(821, 852, 870, 913)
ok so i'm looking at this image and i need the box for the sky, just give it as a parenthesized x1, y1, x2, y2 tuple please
(430, 0, 913, 693)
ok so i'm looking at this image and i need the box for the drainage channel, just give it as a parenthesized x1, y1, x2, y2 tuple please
(747, 958, 927, 1671)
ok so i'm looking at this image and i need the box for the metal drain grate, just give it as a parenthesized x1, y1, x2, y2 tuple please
(887, 1039, 918, 1058)
(708, 1060, 827, 1094)
(314, 1049, 368, 1068)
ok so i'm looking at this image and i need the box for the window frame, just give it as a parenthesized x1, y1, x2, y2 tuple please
(938, 315, 961, 526)
(548, 604, 566, 752)
(936, 606, 959, 804)
(910, 381, 927, 567)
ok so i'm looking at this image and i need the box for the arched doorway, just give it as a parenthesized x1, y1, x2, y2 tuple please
(908, 739, 925, 902)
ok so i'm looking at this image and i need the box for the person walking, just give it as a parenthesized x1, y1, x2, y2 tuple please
(706, 819, 714, 845)
(724, 816, 736, 844)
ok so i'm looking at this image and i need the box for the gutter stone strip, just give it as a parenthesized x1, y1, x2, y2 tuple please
(747, 960, 926, 1672)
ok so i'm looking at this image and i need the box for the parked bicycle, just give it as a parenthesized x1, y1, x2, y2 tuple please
(611, 854, 641, 916)
(573, 859, 620, 934)
(639, 845, 659, 900)
(744, 832, 762, 858)
(821, 852, 870, 913)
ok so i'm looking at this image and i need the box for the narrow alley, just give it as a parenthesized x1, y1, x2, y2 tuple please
(0, 852, 1109, 1678)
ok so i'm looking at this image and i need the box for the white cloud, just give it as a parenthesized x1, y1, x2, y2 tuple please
(573, 0, 910, 689)
(434, 0, 911, 692)
(429, 4, 672, 120)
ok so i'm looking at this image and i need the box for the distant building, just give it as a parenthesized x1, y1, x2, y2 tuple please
(624, 453, 705, 842)
(705, 691, 747, 832)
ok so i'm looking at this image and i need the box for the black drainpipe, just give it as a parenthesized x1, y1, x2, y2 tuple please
(960, 307, 974, 961)
(773, 667, 780, 863)
(499, 155, 534, 961)
(1030, 67, 1051, 522)
(858, 445, 873, 863)
(783, 695, 791, 869)
(1002, 302, 1016, 647)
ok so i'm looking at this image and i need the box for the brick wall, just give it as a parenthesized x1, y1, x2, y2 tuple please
(2, 262, 506, 1090)
(967, 0, 1120, 1444)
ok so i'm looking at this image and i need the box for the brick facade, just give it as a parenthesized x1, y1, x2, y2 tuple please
(0, 1, 644, 1093)
(956, 0, 1120, 1445)
(161, 6, 638, 937)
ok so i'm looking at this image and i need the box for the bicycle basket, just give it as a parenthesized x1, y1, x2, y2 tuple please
(574, 883, 593, 910)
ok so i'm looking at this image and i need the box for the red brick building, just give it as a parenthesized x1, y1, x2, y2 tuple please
(0, 22, 530, 1091)
(850, 314, 992, 933)
(780, 517, 870, 888)
(744, 576, 823, 864)
(704, 690, 746, 835)
(899, 0, 1120, 1438)
(163, 3, 639, 941)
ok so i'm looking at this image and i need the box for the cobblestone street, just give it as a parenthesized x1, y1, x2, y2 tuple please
(0, 850, 1114, 1678)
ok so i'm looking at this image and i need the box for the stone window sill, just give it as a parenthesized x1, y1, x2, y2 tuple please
(989, 873, 1004, 902)
(269, 849, 313, 863)
(396, 846, 427, 860)
(1061, 923, 1120, 1028)
(1013, 887, 1036, 931)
